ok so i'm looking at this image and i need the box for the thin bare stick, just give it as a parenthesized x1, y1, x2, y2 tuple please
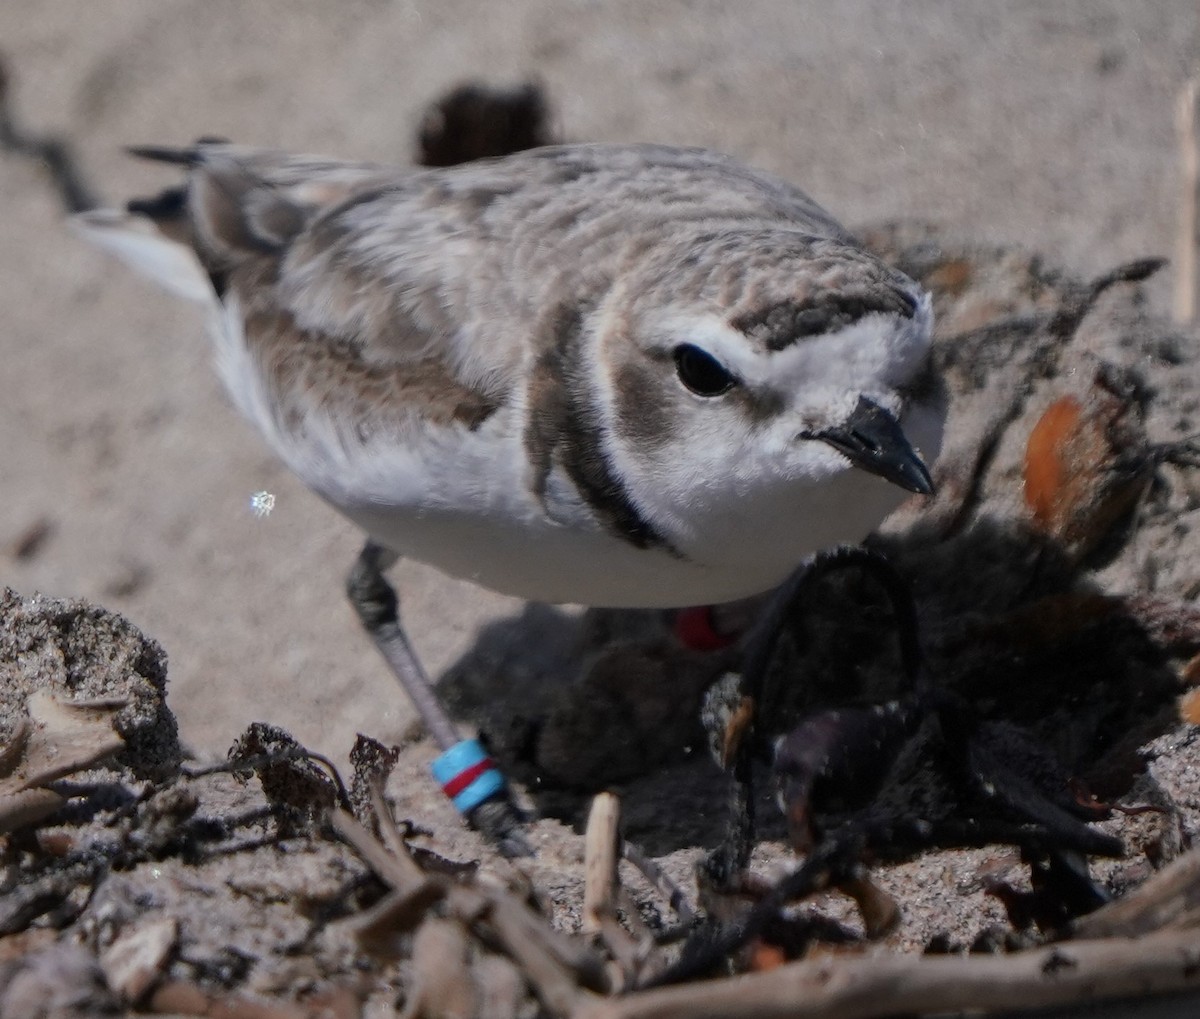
(348, 881, 449, 952)
(596, 904, 645, 978)
(615, 887, 656, 946)
(614, 887, 669, 986)
(448, 884, 599, 1017)
(490, 887, 610, 993)
(335, 797, 603, 1003)
(329, 807, 423, 893)
(368, 785, 427, 888)
(186, 748, 351, 810)
(572, 929, 1200, 1019)
(584, 793, 621, 935)
(1176, 76, 1200, 324)
(620, 839, 696, 930)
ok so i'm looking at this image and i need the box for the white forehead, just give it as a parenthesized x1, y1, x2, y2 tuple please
(648, 292, 932, 410)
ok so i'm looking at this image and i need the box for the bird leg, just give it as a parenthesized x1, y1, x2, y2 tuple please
(346, 541, 531, 856)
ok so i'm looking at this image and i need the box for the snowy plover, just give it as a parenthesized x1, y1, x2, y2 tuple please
(77, 141, 943, 849)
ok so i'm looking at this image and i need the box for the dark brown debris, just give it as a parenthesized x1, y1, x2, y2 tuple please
(416, 80, 556, 168)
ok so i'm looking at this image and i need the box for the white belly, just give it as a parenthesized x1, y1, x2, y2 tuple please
(268, 388, 926, 608)
(340, 461, 909, 608)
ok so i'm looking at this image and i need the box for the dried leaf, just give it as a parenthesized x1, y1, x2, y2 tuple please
(0, 691, 125, 833)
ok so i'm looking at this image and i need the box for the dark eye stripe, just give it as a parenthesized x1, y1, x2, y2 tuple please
(673, 344, 737, 397)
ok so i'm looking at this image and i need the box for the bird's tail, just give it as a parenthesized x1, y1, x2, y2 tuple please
(125, 143, 206, 166)
(71, 207, 214, 304)
(70, 140, 231, 303)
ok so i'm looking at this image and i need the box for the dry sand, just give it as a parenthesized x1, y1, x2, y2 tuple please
(2, 0, 1198, 762)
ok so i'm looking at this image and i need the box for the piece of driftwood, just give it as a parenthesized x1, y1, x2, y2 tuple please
(583, 793, 622, 936)
(1072, 846, 1200, 939)
(573, 929, 1200, 1019)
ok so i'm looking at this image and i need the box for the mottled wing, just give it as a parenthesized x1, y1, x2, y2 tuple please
(133, 141, 865, 457)
(172, 145, 522, 444)
(194, 141, 857, 386)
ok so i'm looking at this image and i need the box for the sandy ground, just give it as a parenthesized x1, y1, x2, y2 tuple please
(2, 0, 1199, 766)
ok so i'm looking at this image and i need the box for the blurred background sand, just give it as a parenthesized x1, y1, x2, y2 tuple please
(1, 1, 1197, 761)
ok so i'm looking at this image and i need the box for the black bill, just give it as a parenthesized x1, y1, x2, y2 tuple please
(813, 396, 935, 495)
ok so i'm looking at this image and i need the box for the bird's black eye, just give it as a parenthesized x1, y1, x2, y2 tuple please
(673, 344, 737, 397)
